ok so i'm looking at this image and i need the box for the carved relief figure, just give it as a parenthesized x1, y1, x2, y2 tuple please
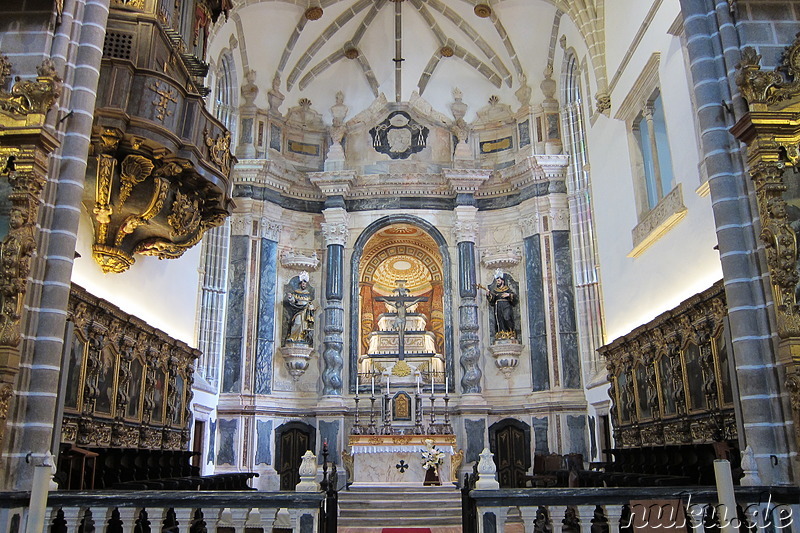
(0, 205, 36, 344)
(284, 271, 315, 346)
(485, 269, 518, 341)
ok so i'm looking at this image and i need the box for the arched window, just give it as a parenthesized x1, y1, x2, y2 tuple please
(214, 51, 238, 139)
(561, 53, 604, 377)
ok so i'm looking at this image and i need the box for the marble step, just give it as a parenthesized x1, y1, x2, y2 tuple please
(338, 486, 462, 528)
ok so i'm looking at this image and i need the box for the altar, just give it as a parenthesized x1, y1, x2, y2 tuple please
(348, 434, 460, 486)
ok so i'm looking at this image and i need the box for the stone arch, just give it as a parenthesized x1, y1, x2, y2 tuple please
(348, 215, 454, 393)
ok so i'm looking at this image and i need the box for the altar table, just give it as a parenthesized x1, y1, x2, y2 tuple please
(348, 434, 458, 486)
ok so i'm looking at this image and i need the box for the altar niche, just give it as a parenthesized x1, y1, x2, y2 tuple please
(354, 221, 449, 395)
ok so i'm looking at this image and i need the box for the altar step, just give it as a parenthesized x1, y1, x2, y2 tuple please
(337, 485, 462, 529)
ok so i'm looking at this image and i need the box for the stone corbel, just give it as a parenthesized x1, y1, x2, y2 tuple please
(309, 170, 356, 197)
(481, 246, 521, 269)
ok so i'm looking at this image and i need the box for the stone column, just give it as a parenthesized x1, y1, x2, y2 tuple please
(310, 172, 355, 398)
(6, 0, 110, 490)
(321, 208, 348, 397)
(446, 169, 490, 398)
(454, 207, 481, 395)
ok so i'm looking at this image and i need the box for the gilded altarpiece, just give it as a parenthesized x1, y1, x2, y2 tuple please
(62, 284, 199, 451)
(0, 54, 62, 447)
(732, 35, 800, 449)
(600, 282, 736, 448)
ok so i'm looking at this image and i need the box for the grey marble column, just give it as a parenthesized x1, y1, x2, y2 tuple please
(321, 210, 348, 396)
(454, 207, 481, 394)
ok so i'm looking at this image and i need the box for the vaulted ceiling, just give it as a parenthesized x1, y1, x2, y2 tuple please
(210, 0, 605, 124)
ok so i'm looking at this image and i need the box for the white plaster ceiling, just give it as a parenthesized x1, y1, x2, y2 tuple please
(213, 0, 575, 125)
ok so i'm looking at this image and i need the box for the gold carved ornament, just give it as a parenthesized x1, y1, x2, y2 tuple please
(733, 37, 800, 338)
(88, 130, 229, 273)
(204, 129, 233, 174)
(0, 58, 62, 118)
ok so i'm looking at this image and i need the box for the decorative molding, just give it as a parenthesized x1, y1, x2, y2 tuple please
(443, 169, 492, 194)
(628, 184, 688, 258)
(309, 170, 356, 197)
(615, 53, 661, 123)
(481, 246, 521, 269)
(519, 214, 539, 237)
(280, 249, 320, 271)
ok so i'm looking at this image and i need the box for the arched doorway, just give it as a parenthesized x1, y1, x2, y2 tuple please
(489, 418, 531, 488)
(349, 215, 454, 394)
(275, 421, 315, 491)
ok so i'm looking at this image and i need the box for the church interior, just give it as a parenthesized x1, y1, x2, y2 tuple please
(2, 0, 800, 528)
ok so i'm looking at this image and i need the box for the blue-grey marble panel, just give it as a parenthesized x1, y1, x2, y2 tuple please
(326, 244, 344, 300)
(553, 231, 581, 389)
(319, 420, 340, 464)
(524, 235, 549, 391)
(532, 417, 549, 455)
(588, 415, 597, 460)
(346, 197, 457, 211)
(233, 184, 325, 213)
(300, 514, 315, 533)
(483, 512, 497, 533)
(223, 236, 248, 392)
(217, 419, 238, 466)
(458, 241, 477, 298)
(567, 415, 587, 459)
(240, 118, 253, 143)
(255, 238, 278, 394)
(465, 418, 485, 464)
(207, 420, 216, 464)
(256, 419, 273, 465)
(456, 193, 476, 206)
(519, 119, 531, 147)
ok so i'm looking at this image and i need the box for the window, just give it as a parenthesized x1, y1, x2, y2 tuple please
(616, 53, 687, 257)
(213, 51, 238, 140)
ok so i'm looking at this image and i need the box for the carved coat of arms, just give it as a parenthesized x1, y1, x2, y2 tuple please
(369, 111, 429, 159)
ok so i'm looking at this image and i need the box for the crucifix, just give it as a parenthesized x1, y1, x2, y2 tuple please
(375, 280, 428, 361)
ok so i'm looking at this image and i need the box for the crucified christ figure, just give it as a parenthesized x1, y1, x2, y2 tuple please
(375, 280, 429, 361)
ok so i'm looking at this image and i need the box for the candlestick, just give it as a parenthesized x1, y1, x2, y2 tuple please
(371, 376, 375, 396)
(445, 376, 448, 395)
(416, 375, 421, 395)
(356, 373, 359, 392)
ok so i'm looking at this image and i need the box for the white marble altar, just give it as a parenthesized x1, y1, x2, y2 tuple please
(349, 435, 457, 486)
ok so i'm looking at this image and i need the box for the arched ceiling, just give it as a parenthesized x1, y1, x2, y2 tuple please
(211, 0, 605, 125)
(360, 224, 441, 294)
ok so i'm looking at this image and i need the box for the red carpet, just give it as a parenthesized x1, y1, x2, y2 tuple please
(382, 529, 432, 533)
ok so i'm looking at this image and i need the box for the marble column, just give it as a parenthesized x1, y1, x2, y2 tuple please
(454, 206, 481, 394)
(321, 208, 348, 396)
(255, 220, 282, 394)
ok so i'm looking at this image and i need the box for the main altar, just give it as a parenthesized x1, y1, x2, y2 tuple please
(347, 434, 460, 486)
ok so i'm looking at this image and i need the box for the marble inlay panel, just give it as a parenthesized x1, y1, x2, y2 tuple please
(255, 238, 278, 394)
(223, 236, 249, 392)
(319, 420, 340, 464)
(567, 415, 587, 459)
(207, 419, 217, 464)
(465, 418, 485, 463)
(217, 419, 238, 465)
(256, 419, 273, 465)
(532, 416, 549, 455)
(553, 231, 580, 389)
(524, 235, 549, 391)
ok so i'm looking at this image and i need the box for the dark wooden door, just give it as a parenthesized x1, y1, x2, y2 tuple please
(278, 427, 311, 490)
(494, 424, 528, 488)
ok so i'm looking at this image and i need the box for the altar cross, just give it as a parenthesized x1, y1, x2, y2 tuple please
(375, 280, 428, 361)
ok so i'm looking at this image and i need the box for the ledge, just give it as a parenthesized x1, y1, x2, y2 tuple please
(628, 184, 687, 258)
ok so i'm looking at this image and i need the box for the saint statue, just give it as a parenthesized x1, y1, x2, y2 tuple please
(485, 269, 518, 341)
(284, 271, 315, 346)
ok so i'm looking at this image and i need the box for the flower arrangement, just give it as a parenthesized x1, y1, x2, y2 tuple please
(421, 438, 446, 472)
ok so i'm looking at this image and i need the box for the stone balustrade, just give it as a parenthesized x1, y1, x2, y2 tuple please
(468, 486, 800, 533)
(0, 490, 325, 532)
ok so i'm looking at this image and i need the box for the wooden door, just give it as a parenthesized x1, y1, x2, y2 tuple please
(278, 427, 311, 490)
(493, 423, 529, 488)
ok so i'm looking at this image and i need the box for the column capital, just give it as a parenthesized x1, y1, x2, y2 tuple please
(321, 207, 350, 247)
(453, 205, 479, 243)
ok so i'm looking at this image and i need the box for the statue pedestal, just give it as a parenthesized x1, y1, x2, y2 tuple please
(280, 344, 313, 379)
(348, 434, 455, 486)
(488, 340, 523, 378)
